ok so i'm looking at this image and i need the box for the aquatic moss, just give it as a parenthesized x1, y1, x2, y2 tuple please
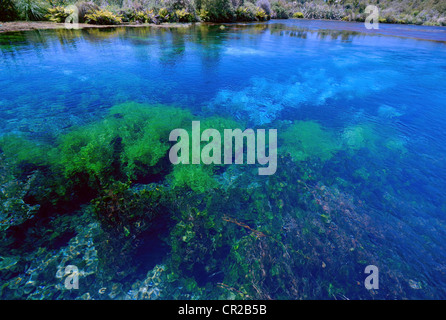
(52, 102, 193, 188)
(0, 134, 51, 169)
(280, 121, 340, 162)
(168, 164, 217, 193)
(342, 124, 378, 151)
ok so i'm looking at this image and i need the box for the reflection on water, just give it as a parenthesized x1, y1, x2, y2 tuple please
(0, 20, 446, 300)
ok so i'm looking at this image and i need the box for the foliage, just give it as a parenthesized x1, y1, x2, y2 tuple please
(292, 11, 303, 18)
(270, 1, 288, 19)
(158, 7, 170, 21)
(92, 181, 165, 277)
(280, 121, 340, 162)
(255, 7, 267, 20)
(256, 0, 271, 16)
(45, 6, 73, 23)
(13, 0, 49, 21)
(76, 1, 99, 23)
(120, 8, 155, 23)
(0, 134, 51, 169)
(235, 4, 256, 21)
(168, 164, 217, 193)
(84, 8, 123, 24)
(174, 8, 196, 22)
(199, 0, 234, 22)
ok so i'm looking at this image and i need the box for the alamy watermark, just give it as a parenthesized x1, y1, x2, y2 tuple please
(64, 5, 80, 29)
(364, 265, 379, 290)
(365, 5, 380, 30)
(63, 265, 79, 290)
(169, 121, 277, 175)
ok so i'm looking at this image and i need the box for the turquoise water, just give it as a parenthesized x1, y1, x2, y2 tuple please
(0, 20, 446, 300)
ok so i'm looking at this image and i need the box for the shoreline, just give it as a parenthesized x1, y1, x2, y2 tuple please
(0, 21, 196, 33)
(1, 20, 444, 43)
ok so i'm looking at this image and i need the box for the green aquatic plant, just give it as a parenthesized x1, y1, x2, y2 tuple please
(0, 134, 51, 169)
(109, 102, 193, 179)
(166, 115, 244, 193)
(52, 102, 193, 188)
(52, 118, 119, 188)
(280, 121, 340, 162)
(91, 181, 165, 279)
(168, 163, 217, 193)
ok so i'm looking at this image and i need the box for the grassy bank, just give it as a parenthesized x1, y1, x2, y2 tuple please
(1, 0, 445, 27)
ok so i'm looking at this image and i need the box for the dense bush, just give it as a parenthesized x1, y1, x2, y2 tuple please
(235, 4, 256, 21)
(174, 8, 197, 22)
(84, 8, 123, 24)
(199, 0, 235, 22)
(292, 11, 303, 18)
(76, 1, 100, 23)
(256, 0, 271, 17)
(13, 0, 49, 21)
(270, 1, 288, 19)
(45, 5, 74, 22)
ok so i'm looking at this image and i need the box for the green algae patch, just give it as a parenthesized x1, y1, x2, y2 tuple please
(168, 164, 218, 193)
(50, 102, 193, 188)
(342, 122, 408, 155)
(280, 121, 340, 162)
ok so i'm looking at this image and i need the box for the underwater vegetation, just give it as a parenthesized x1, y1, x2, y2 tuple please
(0, 97, 443, 300)
(280, 120, 340, 162)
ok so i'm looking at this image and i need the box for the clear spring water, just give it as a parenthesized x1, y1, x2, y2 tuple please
(0, 20, 446, 299)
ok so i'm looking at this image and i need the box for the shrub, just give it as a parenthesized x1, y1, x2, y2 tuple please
(199, 0, 234, 22)
(162, 0, 195, 12)
(256, 0, 271, 17)
(270, 1, 288, 19)
(76, 1, 99, 23)
(45, 6, 74, 23)
(292, 11, 304, 19)
(235, 5, 256, 21)
(133, 9, 151, 23)
(255, 7, 267, 21)
(158, 7, 171, 22)
(175, 8, 196, 22)
(85, 8, 123, 25)
(197, 8, 210, 21)
(13, 0, 49, 21)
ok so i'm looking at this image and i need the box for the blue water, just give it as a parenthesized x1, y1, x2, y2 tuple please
(1, 20, 446, 299)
